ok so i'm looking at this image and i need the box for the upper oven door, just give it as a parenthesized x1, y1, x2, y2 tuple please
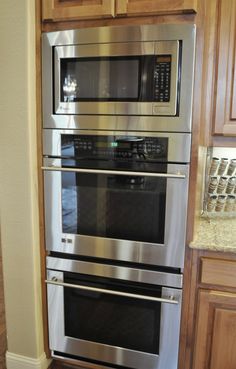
(43, 158, 189, 269)
(54, 41, 179, 116)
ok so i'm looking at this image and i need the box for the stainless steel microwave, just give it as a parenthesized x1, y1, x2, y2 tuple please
(42, 24, 196, 132)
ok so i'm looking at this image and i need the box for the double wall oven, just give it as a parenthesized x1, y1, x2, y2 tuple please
(42, 24, 196, 369)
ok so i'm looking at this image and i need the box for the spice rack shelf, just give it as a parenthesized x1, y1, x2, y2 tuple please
(202, 147, 236, 217)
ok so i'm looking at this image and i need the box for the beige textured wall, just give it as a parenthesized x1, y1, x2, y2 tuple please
(0, 0, 45, 359)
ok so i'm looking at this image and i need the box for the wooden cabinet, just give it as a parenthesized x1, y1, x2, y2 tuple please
(115, 0, 197, 17)
(213, 0, 236, 136)
(42, 0, 197, 22)
(192, 256, 236, 369)
(193, 289, 236, 369)
(42, 0, 115, 21)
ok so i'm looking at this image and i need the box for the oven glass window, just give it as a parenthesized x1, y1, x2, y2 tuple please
(62, 172, 166, 244)
(64, 273, 161, 354)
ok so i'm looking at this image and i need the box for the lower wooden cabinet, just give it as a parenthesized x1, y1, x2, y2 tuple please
(183, 253, 236, 369)
(192, 289, 236, 369)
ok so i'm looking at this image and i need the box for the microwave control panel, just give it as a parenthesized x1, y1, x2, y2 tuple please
(154, 56, 171, 103)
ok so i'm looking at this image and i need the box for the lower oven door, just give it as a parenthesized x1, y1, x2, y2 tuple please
(46, 262, 182, 369)
(43, 159, 189, 268)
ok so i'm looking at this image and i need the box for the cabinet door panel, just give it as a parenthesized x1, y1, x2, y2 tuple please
(213, 0, 236, 135)
(193, 290, 236, 369)
(210, 308, 236, 369)
(42, 0, 115, 21)
(201, 257, 236, 288)
(116, 0, 197, 16)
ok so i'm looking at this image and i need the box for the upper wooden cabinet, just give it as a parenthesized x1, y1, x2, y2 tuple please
(42, 0, 197, 22)
(116, 0, 197, 17)
(42, 0, 115, 21)
(213, 0, 236, 136)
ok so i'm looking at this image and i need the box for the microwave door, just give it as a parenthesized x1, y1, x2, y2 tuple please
(54, 42, 155, 116)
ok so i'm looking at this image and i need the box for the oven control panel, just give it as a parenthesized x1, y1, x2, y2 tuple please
(61, 135, 168, 161)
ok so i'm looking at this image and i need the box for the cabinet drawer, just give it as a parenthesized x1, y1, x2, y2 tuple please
(201, 258, 236, 288)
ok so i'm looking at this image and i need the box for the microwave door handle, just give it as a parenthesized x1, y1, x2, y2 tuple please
(42, 166, 186, 179)
(45, 279, 179, 305)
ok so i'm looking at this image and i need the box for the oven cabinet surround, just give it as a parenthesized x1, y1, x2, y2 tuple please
(189, 252, 236, 369)
(212, 0, 236, 136)
(41, 0, 198, 22)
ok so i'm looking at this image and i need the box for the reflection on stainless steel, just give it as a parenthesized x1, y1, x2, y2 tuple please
(46, 256, 183, 288)
(42, 23, 196, 132)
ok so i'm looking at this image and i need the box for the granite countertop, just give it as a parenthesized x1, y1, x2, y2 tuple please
(190, 215, 236, 253)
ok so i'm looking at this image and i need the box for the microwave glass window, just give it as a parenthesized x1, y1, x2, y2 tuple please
(60, 57, 140, 102)
(64, 273, 161, 354)
(61, 172, 166, 244)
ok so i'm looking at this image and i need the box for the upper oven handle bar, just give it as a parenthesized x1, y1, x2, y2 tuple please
(42, 166, 186, 179)
(45, 279, 179, 305)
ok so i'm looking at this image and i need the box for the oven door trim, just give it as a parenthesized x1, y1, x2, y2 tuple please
(43, 160, 189, 268)
(46, 256, 183, 288)
(46, 268, 182, 369)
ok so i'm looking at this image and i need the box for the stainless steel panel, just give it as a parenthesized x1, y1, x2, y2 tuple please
(43, 163, 189, 269)
(47, 269, 182, 369)
(42, 129, 192, 163)
(42, 24, 196, 132)
(46, 257, 183, 288)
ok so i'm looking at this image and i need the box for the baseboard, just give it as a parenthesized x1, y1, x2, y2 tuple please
(6, 351, 51, 369)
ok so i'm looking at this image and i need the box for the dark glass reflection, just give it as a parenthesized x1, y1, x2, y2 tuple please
(64, 273, 161, 354)
(61, 57, 140, 102)
(62, 172, 166, 244)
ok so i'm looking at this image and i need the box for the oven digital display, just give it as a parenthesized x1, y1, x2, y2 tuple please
(95, 142, 131, 149)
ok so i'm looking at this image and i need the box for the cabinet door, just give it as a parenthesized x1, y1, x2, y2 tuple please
(193, 289, 236, 369)
(213, 0, 236, 135)
(42, 0, 115, 22)
(116, 0, 197, 17)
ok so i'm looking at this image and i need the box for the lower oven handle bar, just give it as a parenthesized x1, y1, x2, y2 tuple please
(45, 279, 179, 305)
(42, 166, 186, 179)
